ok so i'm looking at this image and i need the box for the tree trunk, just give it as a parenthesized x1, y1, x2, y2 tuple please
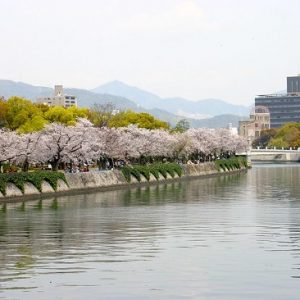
(51, 160, 59, 171)
(22, 159, 29, 172)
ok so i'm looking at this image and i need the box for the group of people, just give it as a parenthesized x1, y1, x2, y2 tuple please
(64, 164, 90, 173)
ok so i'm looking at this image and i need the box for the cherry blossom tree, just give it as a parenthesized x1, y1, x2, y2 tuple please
(13, 132, 44, 171)
(148, 128, 177, 159)
(38, 122, 97, 170)
(184, 128, 217, 161)
(1, 117, 248, 171)
(0, 129, 20, 172)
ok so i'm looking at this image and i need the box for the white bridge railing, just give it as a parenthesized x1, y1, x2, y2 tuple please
(250, 148, 300, 153)
(245, 148, 300, 162)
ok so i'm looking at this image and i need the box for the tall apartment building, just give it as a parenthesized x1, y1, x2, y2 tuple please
(37, 85, 77, 108)
(255, 75, 300, 128)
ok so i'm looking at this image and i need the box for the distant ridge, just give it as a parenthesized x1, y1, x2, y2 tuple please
(0, 79, 248, 128)
(91, 80, 161, 109)
(0, 80, 52, 99)
(92, 80, 250, 117)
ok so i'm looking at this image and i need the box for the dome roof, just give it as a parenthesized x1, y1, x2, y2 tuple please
(252, 105, 270, 114)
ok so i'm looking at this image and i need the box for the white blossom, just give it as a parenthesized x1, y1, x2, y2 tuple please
(0, 118, 248, 169)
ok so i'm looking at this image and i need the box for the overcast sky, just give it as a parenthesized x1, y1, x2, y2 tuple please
(1, 0, 300, 105)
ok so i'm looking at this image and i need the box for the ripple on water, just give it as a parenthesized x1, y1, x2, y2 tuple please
(1, 165, 300, 299)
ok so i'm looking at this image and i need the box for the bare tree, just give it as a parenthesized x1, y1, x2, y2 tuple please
(88, 102, 116, 127)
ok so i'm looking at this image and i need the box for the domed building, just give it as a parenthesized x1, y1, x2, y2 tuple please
(239, 106, 270, 142)
(255, 75, 300, 128)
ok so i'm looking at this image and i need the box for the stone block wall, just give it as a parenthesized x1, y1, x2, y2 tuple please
(0, 162, 244, 200)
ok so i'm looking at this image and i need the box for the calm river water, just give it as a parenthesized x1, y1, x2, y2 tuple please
(1, 164, 300, 300)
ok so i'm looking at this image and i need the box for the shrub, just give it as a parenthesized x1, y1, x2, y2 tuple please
(149, 165, 160, 180)
(238, 156, 248, 168)
(121, 163, 183, 182)
(168, 163, 183, 177)
(0, 171, 68, 196)
(165, 164, 175, 178)
(121, 166, 141, 182)
(156, 164, 168, 179)
(121, 166, 131, 182)
(130, 168, 141, 182)
(215, 156, 248, 172)
(135, 165, 150, 181)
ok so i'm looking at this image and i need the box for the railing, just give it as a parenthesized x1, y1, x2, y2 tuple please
(251, 147, 300, 153)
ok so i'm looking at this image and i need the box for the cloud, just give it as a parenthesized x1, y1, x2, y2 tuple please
(121, 0, 218, 34)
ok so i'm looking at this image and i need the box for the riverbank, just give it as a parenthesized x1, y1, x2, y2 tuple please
(0, 162, 247, 203)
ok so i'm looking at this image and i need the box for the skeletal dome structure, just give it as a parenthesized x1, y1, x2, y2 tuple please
(253, 106, 270, 114)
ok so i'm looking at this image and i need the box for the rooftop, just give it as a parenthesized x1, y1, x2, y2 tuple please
(256, 93, 300, 98)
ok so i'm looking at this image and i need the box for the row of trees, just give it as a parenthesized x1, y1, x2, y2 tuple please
(0, 97, 170, 133)
(252, 122, 300, 149)
(0, 119, 247, 172)
(0, 97, 88, 132)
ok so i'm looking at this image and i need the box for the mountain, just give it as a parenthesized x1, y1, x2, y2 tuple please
(92, 81, 250, 117)
(0, 79, 247, 128)
(189, 114, 247, 128)
(91, 80, 161, 109)
(144, 109, 246, 128)
(64, 88, 138, 110)
(0, 80, 138, 110)
(158, 97, 249, 117)
(0, 80, 52, 99)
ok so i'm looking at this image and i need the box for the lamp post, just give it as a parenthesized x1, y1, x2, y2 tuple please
(246, 137, 252, 167)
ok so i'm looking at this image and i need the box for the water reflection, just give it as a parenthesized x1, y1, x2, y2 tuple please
(0, 167, 300, 299)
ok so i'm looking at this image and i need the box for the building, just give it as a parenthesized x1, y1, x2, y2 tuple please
(37, 85, 77, 108)
(255, 75, 300, 128)
(227, 123, 238, 135)
(239, 106, 270, 142)
(287, 75, 300, 93)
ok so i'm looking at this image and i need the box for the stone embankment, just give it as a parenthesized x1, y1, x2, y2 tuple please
(0, 162, 246, 201)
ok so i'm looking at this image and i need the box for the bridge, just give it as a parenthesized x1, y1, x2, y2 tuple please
(248, 148, 300, 162)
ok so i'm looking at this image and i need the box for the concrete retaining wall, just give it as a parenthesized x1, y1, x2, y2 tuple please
(0, 163, 246, 201)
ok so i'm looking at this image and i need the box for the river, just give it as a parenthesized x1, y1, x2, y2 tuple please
(0, 164, 300, 300)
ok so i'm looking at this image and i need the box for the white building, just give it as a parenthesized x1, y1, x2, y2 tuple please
(37, 85, 77, 108)
(227, 123, 238, 135)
